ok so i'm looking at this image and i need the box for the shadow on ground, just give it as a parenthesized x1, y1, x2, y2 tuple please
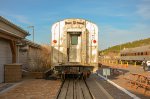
(97, 65, 130, 80)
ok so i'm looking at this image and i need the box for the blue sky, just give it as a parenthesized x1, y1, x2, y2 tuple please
(0, 0, 150, 50)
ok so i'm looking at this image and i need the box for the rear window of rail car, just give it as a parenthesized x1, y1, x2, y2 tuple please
(71, 35, 78, 45)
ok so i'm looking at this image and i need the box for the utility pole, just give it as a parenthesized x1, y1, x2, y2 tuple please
(27, 26, 34, 42)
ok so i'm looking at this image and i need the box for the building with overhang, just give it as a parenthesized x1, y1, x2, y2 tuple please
(0, 16, 41, 83)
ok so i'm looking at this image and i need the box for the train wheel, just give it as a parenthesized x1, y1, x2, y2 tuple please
(83, 75, 87, 80)
(61, 74, 65, 81)
(61, 74, 63, 81)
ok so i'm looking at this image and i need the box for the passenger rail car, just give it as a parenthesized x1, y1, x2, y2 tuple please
(51, 18, 98, 79)
(120, 45, 150, 63)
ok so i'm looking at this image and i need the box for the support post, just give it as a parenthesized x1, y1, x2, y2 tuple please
(9, 40, 17, 63)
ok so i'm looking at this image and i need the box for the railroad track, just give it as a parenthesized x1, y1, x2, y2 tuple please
(55, 77, 113, 99)
(56, 79, 94, 99)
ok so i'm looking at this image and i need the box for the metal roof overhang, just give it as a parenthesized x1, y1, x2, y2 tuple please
(0, 28, 23, 41)
(0, 16, 29, 36)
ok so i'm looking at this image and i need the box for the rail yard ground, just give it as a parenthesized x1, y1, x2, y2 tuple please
(0, 64, 149, 99)
(0, 79, 61, 99)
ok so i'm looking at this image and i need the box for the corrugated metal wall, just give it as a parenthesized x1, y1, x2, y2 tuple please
(19, 51, 28, 69)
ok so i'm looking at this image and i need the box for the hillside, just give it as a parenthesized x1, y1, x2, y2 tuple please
(100, 38, 150, 55)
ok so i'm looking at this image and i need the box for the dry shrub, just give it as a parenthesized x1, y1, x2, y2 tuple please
(29, 44, 51, 72)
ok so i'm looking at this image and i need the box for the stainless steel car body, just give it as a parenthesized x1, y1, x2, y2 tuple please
(51, 18, 98, 71)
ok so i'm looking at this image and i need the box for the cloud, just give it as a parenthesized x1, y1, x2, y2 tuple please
(11, 15, 32, 24)
(68, 7, 127, 17)
(0, 10, 32, 25)
(100, 23, 150, 50)
(136, 0, 150, 19)
(65, 2, 132, 18)
(40, 12, 59, 21)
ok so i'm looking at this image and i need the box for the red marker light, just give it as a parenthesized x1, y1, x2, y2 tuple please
(93, 40, 96, 43)
(53, 40, 57, 43)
